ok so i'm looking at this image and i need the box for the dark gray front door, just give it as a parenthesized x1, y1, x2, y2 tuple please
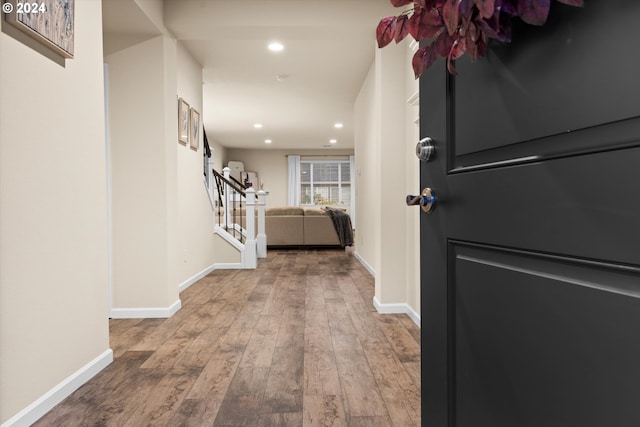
(419, 2, 640, 426)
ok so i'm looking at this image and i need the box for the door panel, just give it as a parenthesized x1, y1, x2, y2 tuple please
(447, 149, 640, 265)
(454, 1, 640, 155)
(453, 243, 640, 427)
(419, 1, 640, 426)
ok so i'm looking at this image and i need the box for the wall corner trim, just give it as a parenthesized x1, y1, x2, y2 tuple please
(109, 299, 181, 319)
(354, 251, 376, 278)
(373, 296, 421, 328)
(1, 349, 113, 427)
(178, 263, 217, 293)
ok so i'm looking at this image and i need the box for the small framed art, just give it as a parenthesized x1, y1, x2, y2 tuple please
(178, 98, 189, 144)
(190, 107, 200, 150)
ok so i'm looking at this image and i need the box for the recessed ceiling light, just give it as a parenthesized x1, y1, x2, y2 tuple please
(264, 139, 272, 144)
(268, 42, 284, 52)
(253, 123, 263, 129)
(334, 123, 343, 129)
(329, 139, 337, 144)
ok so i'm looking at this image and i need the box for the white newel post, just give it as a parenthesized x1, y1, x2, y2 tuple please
(223, 167, 231, 228)
(257, 190, 268, 258)
(243, 187, 257, 269)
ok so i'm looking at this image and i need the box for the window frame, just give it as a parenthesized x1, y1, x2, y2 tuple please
(299, 159, 351, 207)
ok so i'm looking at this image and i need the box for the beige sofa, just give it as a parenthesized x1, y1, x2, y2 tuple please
(265, 207, 341, 247)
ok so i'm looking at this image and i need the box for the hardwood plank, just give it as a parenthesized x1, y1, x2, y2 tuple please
(123, 367, 201, 426)
(276, 308, 305, 348)
(213, 367, 270, 426)
(303, 351, 342, 397)
(249, 412, 304, 426)
(334, 351, 388, 418)
(93, 367, 166, 425)
(326, 302, 357, 336)
(109, 319, 162, 357)
(403, 361, 421, 392)
(374, 313, 421, 363)
(348, 306, 387, 346)
(187, 349, 243, 399)
(262, 344, 304, 414)
(305, 276, 326, 309)
(336, 276, 367, 306)
(138, 332, 195, 370)
(239, 315, 281, 368)
(303, 395, 348, 427)
(167, 397, 218, 427)
(305, 307, 329, 330)
(397, 314, 421, 345)
(362, 340, 421, 426)
(332, 334, 363, 354)
(348, 416, 395, 426)
(322, 276, 343, 301)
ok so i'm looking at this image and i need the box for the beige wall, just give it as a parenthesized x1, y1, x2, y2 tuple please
(176, 42, 217, 284)
(404, 42, 421, 316)
(225, 148, 354, 207)
(107, 36, 218, 309)
(106, 36, 179, 309)
(376, 41, 407, 305)
(0, 0, 110, 422)
(354, 63, 379, 275)
(210, 140, 227, 172)
(213, 234, 242, 264)
(354, 39, 420, 320)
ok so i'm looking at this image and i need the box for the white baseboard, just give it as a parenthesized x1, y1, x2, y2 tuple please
(178, 263, 217, 293)
(373, 296, 421, 328)
(109, 299, 181, 319)
(354, 251, 376, 278)
(1, 349, 113, 427)
(213, 262, 243, 270)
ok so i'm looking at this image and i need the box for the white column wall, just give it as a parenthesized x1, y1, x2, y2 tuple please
(405, 42, 421, 318)
(106, 36, 179, 311)
(354, 40, 420, 322)
(354, 63, 379, 278)
(176, 42, 216, 287)
(376, 41, 409, 306)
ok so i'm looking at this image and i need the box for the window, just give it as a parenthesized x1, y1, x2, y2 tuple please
(299, 160, 351, 206)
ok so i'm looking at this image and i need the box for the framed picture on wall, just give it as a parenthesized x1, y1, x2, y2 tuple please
(178, 98, 189, 144)
(190, 107, 200, 150)
(3, 0, 75, 58)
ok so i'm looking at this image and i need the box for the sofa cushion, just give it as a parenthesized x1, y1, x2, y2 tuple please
(266, 206, 304, 216)
(303, 216, 340, 245)
(302, 208, 327, 216)
(266, 216, 304, 245)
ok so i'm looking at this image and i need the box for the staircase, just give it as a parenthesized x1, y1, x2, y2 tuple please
(205, 165, 267, 269)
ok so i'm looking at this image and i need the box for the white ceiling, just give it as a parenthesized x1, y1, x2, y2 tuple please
(103, 0, 397, 150)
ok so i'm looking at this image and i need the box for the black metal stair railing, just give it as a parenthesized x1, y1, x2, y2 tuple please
(212, 169, 246, 243)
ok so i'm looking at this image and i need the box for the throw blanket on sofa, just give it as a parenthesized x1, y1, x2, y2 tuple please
(324, 208, 354, 248)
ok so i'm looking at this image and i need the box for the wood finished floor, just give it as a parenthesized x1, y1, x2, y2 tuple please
(35, 249, 421, 426)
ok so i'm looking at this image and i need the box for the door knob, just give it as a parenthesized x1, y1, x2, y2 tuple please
(416, 137, 434, 162)
(406, 188, 436, 213)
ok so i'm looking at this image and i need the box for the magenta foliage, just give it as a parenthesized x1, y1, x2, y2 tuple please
(376, 0, 584, 78)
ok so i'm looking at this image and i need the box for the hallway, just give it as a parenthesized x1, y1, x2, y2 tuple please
(34, 249, 421, 426)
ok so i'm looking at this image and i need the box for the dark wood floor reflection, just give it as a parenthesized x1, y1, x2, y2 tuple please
(35, 249, 421, 426)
